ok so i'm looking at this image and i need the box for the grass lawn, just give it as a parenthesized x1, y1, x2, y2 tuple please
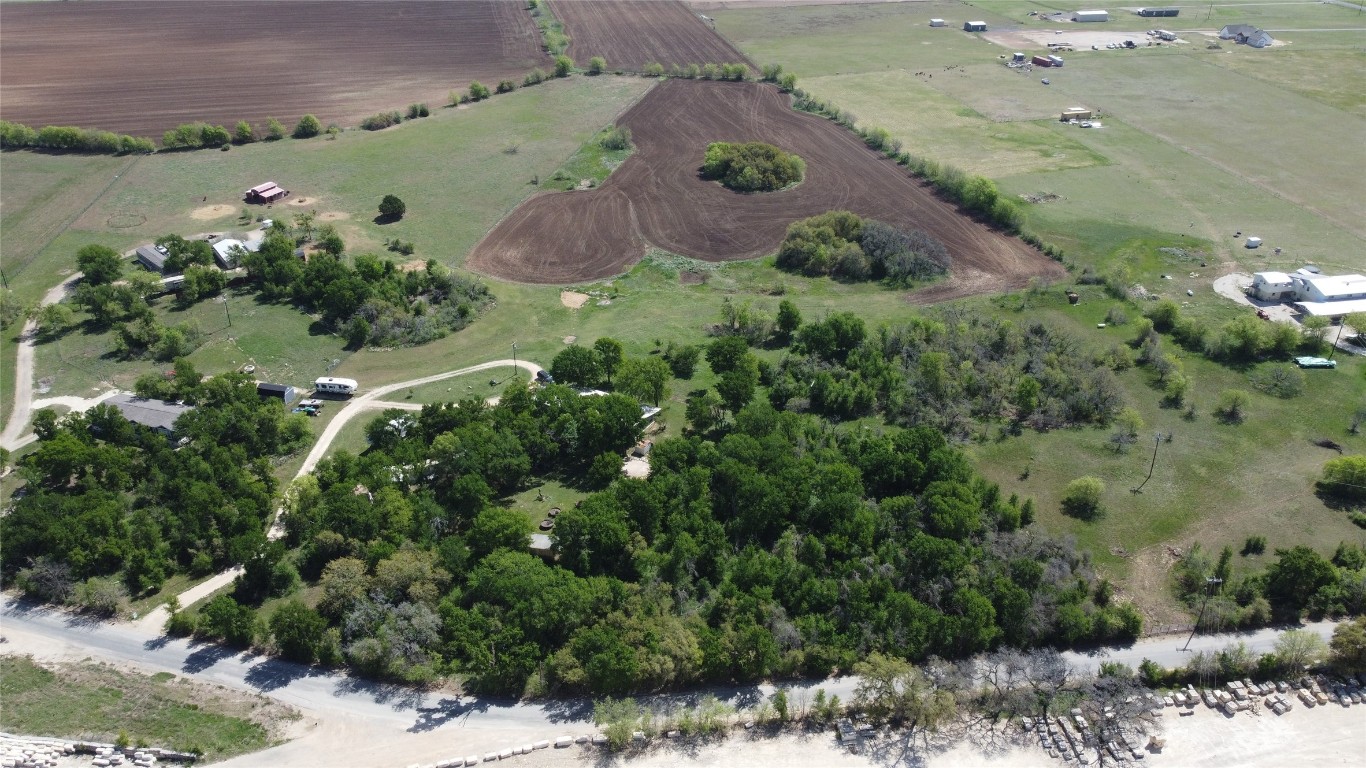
(0, 656, 291, 761)
(543, 127, 634, 191)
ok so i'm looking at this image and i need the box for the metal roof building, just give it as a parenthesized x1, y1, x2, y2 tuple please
(106, 394, 193, 436)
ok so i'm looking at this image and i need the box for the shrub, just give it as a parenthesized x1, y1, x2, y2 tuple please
(761, 63, 783, 82)
(233, 120, 256, 144)
(524, 68, 547, 86)
(1214, 389, 1251, 423)
(554, 55, 573, 78)
(1061, 476, 1105, 520)
(468, 81, 491, 101)
(1242, 535, 1268, 556)
(265, 117, 286, 141)
(701, 141, 804, 193)
(1318, 455, 1366, 503)
(588, 56, 606, 75)
(496, 79, 517, 94)
(360, 111, 402, 131)
(1249, 365, 1305, 398)
(600, 125, 632, 151)
(293, 114, 322, 138)
(643, 62, 665, 77)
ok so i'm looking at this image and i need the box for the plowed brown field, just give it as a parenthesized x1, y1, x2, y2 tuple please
(469, 79, 1063, 294)
(0, 1, 549, 137)
(554, 0, 750, 72)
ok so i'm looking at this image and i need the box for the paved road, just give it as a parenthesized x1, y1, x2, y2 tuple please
(0, 274, 85, 452)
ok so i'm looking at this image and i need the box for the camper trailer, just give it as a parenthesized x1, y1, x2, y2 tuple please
(314, 377, 359, 396)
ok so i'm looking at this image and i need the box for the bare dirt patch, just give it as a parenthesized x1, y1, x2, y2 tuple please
(286, 197, 315, 207)
(0, 1, 550, 137)
(680, 271, 707, 285)
(560, 291, 591, 309)
(470, 79, 1062, 293)
(190, 204, 236, 221)
(554, 0, 752, 71)
(317, 211, 350, 222)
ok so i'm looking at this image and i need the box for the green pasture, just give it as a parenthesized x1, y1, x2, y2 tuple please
(800, 71, 1106, 175)
(969, 286, 1366, 614)
(714, 1, 1016, 78)
(1209, 49, 1366, 116)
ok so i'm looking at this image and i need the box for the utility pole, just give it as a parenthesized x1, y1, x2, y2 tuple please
(511, 341, 518, 379)
(224, 294, 232, 328)
(1183, 576, 1223, 652)
(1132, 432, 1163, 493)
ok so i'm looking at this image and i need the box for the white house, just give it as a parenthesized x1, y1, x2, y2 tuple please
(1250, 272, 1294, 301)
(1073, 9, 1109, 22)
(1294, 273, 1366, 304)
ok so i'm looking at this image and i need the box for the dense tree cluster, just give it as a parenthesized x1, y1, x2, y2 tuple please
(240, 231, 489, 347)
(271, 379, 1134, 693)
(775, 211, 949, 285)
(701, 142, 805, 193)
(2, 370, 310, 601)
(759, 309, 1123, 436)
(1174, 541, 1366, 629)
(162, 122, 232, 149)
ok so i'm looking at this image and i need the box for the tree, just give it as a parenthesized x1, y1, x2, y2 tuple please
(1061, 476, 1105, 520)
(1301, 315, 1331, 352)
(468, 81, 491, 101)
(346, 317, 371, 350)
(617, 356, 671, 405)
(716, 359, 758, 414)
(1265, 546, 1337, 619)
(587, 451, 623, 489)
(776, 299, 801, 341)
(378, 195, 406, 221)
(551, 345, 604, 388)
(270, 600, 327, 663)
(35, 303, 73, 338)
(686, 390, 725, 433)
(1318, 455, 1366, 502)
(233, 120, 255, 144)
(1215, 389, 1251, 424)
(1274, 628, 1327, 675)
(265, 117, 286, 141)
(1330, 615, 1366, 674)
(197, 594, 258, 647)
(706, 336, 751, 375)
(77, 244, 123, 285)
(593, 337, 624, 386)
(293, 114, 322, 138)
(553, 55, 574, 78)
(852, 653, 956, 738)
(467, 506, 532, 560)
(664, 343, 700, 378)
(587, 56, 606, 75)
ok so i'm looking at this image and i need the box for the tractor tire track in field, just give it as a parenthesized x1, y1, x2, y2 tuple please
(469, 79, 1063, 298)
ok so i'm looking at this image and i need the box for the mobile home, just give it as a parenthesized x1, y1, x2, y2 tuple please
(963, 20, 987, 32)
(314, 377, 358, 395)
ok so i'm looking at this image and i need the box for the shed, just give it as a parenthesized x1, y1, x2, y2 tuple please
(106, 393, 193, 437)
(1137, 7, 1179, 17)
(1062, 107, 1092, 121)
(1073, 9, 1109, 22)
(211, 238, 250, 269)
(135, 245, 168, 273)
(529, 533, 554, 561)
(257, 382, 298, 405)
(929, 18, 945, 27)
(244, 182, 288, 203)
(963, 20, 987, 32)
(1013, 52, 1027, 63)
(1244, 236, 1262, 249)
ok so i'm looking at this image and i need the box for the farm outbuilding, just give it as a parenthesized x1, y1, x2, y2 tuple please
(1136, 7, 1179, 17)
(257, 382, 298, 405)
(1250, 272, 1294, 300)
(211, 238, 251, 269)
(963, 20, 987, 32)
(1062, 107, 1093, 121)
(135, 245, 168, 273)
(929, 18, 945, 27)
(1293, 273, 1366, 304)
(1033, 55, 1055, 67)
(244, 181, 288, 203)
(1073, 10, 1109, 22)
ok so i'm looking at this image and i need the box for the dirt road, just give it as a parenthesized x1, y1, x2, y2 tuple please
(0, 273, 84, 452)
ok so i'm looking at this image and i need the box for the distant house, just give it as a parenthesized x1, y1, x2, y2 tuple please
(1072, 9, 1109, 22)
(1220, 24, 1273, 47)
(244, 182, 288, 204)
(963, 20, 987, 32)
(106, 393, 193, 438)
(135, 245, 168, 273)
(257, 382, 298, 405)
(1136, 7, 1179, 17)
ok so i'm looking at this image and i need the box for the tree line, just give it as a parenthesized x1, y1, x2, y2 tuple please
(775, 210, 950, 285)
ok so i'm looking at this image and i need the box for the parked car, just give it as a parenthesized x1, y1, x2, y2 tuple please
(536, 370, 554, 384)
(1295, 356, 1336, 369)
